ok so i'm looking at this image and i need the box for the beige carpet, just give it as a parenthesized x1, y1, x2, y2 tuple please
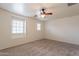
(0, 39, 79, 56)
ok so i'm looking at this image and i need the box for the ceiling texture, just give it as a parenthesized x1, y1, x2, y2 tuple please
(0, 3, 79, 20)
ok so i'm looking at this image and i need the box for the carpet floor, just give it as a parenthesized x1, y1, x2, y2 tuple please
(0, 39, 79, 56)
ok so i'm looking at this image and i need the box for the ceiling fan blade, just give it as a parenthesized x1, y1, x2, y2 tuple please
(68, 3, 77, 6)
(45, 13, 53, 15)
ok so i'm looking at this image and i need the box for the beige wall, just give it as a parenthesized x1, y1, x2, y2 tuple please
(45, 15, 79, 45)
(0, 9, 44, 50)
(27, 17, 44, 42)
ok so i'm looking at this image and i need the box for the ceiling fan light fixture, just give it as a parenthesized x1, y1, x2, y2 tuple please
(41, 14, 45, 18)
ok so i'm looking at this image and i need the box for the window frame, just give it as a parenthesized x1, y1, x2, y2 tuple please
(12, 17, 26, 34)
(37, 23, 41, 31)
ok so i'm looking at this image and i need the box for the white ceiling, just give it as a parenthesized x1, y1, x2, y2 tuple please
(0, 3, 79, 20)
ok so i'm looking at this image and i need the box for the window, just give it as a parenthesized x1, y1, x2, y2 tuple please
(37, 23, 41, 31)
(12, 18, 26, 34)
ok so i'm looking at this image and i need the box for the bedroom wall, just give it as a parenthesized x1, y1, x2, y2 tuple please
(27, 17, 44, 42)
(0, 9, 44, 50)
(45, 15, 79, 45)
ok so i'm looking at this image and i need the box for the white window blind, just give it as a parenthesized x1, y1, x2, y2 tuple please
(37, 23, 41, 31)
(12, 18, 26, 34)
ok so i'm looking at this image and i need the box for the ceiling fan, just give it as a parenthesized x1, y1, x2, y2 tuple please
(67, 3, 77, 6)
(34, 8, 53, 18)
(41, 8, 52, 15)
